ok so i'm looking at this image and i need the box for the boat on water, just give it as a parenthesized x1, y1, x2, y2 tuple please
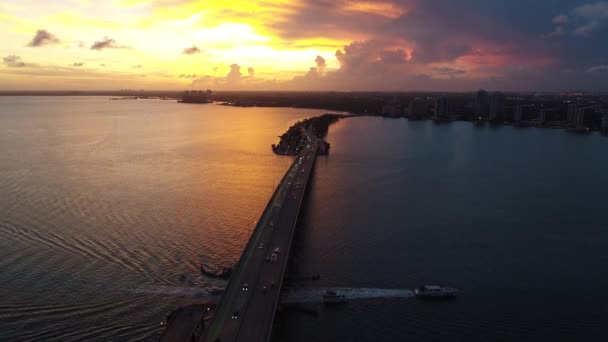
(323, 290, 347, 305)
(414, 285, 458, 299)
(200, 264, 232, 279)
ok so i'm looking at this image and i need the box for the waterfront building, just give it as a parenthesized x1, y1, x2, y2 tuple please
(434, 96, 451, 118)
(567, 103, 577, 123)
(474, 90, 489, 119)
(514, 104, 523, 122)
(538, 108, 561, 125)
(489, 92, 505, 122)
(382, 98, 402, 117)
(538, 109, 547, 125)
(574, 108, 585, 129)
(408, 98, 430, 118)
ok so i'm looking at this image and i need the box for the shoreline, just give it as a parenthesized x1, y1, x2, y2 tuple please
(272, 114, 344, 156)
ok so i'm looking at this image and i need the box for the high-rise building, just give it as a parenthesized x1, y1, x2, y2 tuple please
(382, 98, 402, 117)
(574, 108, 585, 129)
(489, 92, 505, 122)
(602, 112, 608, 133)
(408, 99, 429, 118)
(514, 104, 523, 122)
(538, 109, 547, 124)
(567, 103, 577, 123)
(474, 90, 489, 119)
(434, 96, 451, 118)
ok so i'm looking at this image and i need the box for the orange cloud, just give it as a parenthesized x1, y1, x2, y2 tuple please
(343, 1, 409, 19)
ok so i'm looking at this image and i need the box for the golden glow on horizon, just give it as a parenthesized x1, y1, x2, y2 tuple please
(0, 0, 355, 89)
(0, 0, 539, 90)
(343, 1, 408, 18)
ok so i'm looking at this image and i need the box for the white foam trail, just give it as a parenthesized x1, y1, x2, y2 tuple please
(130, 285, 414, 304)
(282, 287, 415, 304)
(130, 285, 222, 297)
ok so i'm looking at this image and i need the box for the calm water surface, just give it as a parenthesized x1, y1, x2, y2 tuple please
(282, 117, 608, 341)
(1, 97, 608, 341)
(0, 97, 325, 341)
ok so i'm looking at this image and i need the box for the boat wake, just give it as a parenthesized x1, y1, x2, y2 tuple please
(128, 285, 414, 304)
(281, 287, 415, 304)
(129, 285, 223, 298)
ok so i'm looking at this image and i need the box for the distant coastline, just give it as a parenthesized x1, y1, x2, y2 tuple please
(2, 90, 606, 134)
(185, 90, 608, 134)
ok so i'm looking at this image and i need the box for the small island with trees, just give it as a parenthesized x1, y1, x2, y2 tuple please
(272, 113, 344, 156)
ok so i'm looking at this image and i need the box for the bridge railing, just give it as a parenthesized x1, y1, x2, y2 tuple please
(202, 145, 312, 341)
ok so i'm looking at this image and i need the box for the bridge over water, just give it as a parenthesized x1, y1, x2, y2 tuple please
(161, 129, 321, 342)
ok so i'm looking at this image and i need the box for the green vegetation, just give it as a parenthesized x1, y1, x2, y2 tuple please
(272, 114, 343, 155)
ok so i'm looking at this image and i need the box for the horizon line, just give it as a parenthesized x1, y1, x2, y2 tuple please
(0, 90, 605, 95)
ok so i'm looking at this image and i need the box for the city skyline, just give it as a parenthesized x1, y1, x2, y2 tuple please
(1, 0, 608, 91)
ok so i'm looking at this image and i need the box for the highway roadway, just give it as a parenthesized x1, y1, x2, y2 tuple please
(203, 130, 319, 342)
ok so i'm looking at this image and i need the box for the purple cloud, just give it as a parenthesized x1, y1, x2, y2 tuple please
(3, 55, 26, 67)
(91, 37, 128, 50)
(27, 30, 60, 47)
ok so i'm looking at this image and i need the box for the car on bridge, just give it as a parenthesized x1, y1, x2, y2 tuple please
(270, 252, 278, 263)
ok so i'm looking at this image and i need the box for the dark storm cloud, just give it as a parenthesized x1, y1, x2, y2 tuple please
(269, 0, 550, 65)
(379, 1, 545, 65)
(379, 49, 408, 64)
(284, 48, 413, 90)
(3, 55, 26, 67)
(27, 29, 60, 47)
(302, 1, 607, 89)
(183, 45, 201, 55)
(334, 40, 409, 73)
(90, 37, 128, 50)
(267, 0, 392, 40)
(192, 1, 608, 91)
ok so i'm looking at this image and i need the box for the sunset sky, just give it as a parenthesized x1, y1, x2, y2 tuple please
(1, 0, 608, 91)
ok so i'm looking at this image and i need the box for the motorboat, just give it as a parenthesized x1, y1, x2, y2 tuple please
(200, 264, 232, 279)
(414, 285, 458, 299)
(323, 290, 347, 304)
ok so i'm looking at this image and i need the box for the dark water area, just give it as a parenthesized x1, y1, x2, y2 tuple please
(281, 117, 608, 341)
(1, 98, 608, 341)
